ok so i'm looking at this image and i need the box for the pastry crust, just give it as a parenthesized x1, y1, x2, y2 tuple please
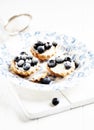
(10, 60, 39, 77)
(30, 43, 57, 61)
(47, 62, 75, 77)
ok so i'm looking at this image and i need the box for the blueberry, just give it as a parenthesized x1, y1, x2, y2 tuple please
(52, 42, 57, 47)
(26, 59, 32, 64)
(30, 61, 35, 66)
(26, 56, 33, 63)
(55, 56, 64, 63)
(20, 51, 27, 55)
(37, 46, 45, 53)
(26, 56, 33, 60)
(31, 59, 38, 66)
(34, 41, 44, 50)
(52, 98, 59, 106)
(17, 60, 24, 67)
(47, 59, 56, 68)
(20, 55, 27, 60)
(33, 59, 38, 66)
(23, 63, 31, 71)
(40, 77, 51, 84)
(64, 61, 71, 70)
(45, 42, 52, 50)
(34, 44, 38, 50)
(74, 62, 79, 69)
(64, 57, 71, 62)
(37, 41, 44, 46)
(14, 56, 20, 62)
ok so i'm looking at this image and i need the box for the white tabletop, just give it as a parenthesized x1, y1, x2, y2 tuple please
(0, 0, 94, 130)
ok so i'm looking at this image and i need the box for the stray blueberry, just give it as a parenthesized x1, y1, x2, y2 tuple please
(52, 98, 59, 106)
(37, 46, 45, 53)
(47, 59, 56, 68)
(40, 77, 51, 84)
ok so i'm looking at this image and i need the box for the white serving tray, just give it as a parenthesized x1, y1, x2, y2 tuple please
(0, 31, 94, 120)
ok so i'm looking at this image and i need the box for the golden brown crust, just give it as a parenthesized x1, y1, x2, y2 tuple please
(47, 66, 75, 77)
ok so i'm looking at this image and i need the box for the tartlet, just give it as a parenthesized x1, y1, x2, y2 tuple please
(30, 41, 58, 61)
(10, 52, 39, 77)
(47, 54, 76, 77)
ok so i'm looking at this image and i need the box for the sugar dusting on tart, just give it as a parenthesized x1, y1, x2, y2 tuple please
(9, 41, 79, 84)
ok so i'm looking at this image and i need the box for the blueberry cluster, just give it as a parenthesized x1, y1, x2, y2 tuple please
(33, 41, 57, 54)
(14, 52, 38, 71)
(47, 56, 72, 70)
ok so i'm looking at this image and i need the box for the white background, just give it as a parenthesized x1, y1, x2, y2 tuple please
(0, 0, 94, 130)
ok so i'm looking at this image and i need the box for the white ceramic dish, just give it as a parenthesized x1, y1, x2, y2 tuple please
(0, 31, 94, 91)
